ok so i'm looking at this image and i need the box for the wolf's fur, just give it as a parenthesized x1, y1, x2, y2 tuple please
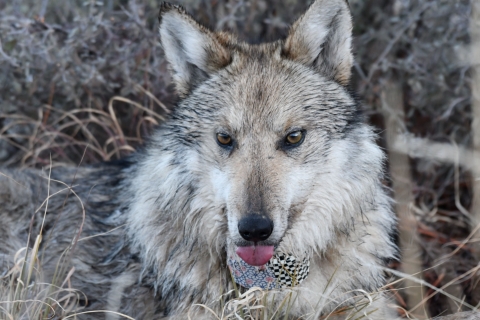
(0, 0, 397, 319)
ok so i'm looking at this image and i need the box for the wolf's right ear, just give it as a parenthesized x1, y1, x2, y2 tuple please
(282, 0, 353, 86)
(158, 3, 231, 98)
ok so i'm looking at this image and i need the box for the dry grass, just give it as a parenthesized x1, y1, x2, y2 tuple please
(189, 287, 389, 320)
(0, 167, 136, 320)
(0, 165, 83, 320)
(0, 238, 85, 319)
(0, 0, 479, 318)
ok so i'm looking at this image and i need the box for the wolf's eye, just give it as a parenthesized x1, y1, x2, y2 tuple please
(285, 131, 304, 146)
(217, 133, 232, 146)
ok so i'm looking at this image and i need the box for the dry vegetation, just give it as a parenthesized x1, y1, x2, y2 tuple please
(0, 0, 479, 318)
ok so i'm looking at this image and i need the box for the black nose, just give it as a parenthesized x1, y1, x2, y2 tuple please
(238, 214, 274, 242)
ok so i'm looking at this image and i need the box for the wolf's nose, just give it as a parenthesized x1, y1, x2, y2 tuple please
(238, 214, 273, 242)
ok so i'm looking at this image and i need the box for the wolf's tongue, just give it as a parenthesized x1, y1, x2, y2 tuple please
(236, 245, 274, 266)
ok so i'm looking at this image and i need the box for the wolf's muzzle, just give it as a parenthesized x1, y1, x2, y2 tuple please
(237, 214, 273, 242)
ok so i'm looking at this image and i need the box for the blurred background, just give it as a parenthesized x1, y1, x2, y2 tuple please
(0, 0, 477, 318)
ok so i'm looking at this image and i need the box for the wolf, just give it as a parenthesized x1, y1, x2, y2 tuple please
(0, 0, 397, 319)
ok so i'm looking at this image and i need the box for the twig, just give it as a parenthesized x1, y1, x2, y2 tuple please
(382, 80, 430, 319)
(366, 2, 433, 84)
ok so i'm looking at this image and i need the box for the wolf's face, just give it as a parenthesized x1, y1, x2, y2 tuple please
(181, 57, 358, 264)
(156, 0, 367, 265)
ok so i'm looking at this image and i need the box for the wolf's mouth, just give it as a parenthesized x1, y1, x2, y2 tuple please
(235, 245, 274, 266)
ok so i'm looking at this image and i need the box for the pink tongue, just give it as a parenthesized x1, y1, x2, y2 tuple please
(236, 245, 274, 266)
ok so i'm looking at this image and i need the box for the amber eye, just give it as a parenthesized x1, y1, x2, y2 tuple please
(217, 133, 232, 146)
(285, 131, 304, 146)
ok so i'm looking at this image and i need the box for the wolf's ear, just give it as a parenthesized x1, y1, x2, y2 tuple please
(282, 0, 353, 86)
(158, 3, 231, 97)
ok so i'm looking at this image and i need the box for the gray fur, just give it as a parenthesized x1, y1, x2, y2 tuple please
(0, 0, 398, 319)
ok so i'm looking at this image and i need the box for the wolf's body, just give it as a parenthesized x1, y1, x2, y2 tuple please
(0, 0, 397, 319)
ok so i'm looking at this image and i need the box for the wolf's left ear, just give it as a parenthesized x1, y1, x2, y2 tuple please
(158, 3, 231, 97)
(283, 0, 353, 86)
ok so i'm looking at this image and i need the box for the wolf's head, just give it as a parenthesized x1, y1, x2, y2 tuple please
(129, 0, 386, 271)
